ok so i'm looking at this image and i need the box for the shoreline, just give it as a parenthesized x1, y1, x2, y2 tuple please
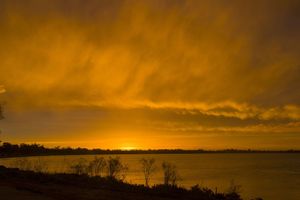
(1, 151, 300, 159)
(1, 142, 299, 159)
(0, 165, 247, 200)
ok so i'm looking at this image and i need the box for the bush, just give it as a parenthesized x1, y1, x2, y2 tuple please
(227, 179, 242, 194)
(162, 161, 181, 186)
(87, 156, 106, 177)
(32, 157, 48, 173)
(70, 158, 88, 175)
(107, 156, 128, 180)
(11, 158, 32, 171)
(140, 158, 156, 187)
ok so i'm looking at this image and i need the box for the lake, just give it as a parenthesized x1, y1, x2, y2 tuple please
(1, 153, 299, 200)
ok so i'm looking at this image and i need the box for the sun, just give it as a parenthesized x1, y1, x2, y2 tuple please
(120, 146, 136, 150)
(119, 144, 137, 150)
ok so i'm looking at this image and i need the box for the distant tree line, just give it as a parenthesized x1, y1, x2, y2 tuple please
(0, 142, 299, 158)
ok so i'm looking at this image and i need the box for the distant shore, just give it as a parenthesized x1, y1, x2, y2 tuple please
(1, 142, 299, 158)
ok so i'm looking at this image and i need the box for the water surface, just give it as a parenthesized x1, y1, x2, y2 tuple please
(1, 153, 299, 200)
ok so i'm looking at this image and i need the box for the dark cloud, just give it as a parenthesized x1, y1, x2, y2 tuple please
(0, 0, 299, 148)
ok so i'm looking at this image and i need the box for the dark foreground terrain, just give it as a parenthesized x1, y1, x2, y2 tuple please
(0, 165, 251, 200)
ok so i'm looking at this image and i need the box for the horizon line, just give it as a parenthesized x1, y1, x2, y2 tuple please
(1, 142, 299, 152)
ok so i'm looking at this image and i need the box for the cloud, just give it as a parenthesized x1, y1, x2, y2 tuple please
(259, 105, 300, 120)
(0, 0, 299, 148)
(0, 85, 5, 94)
(0, 0, 299, 109)
(55, 100, 300, 121)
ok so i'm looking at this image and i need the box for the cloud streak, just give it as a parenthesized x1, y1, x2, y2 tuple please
(0, 0, 299, 148)
(0, 85, 5, 94)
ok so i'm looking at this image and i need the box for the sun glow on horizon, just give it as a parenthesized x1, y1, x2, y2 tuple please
(118, 141, 140, 150)
(0, 0, 299, 150)
(120, 146, 137, 150)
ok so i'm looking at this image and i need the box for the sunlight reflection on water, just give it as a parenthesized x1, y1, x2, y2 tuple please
(1, 153, 300, 200)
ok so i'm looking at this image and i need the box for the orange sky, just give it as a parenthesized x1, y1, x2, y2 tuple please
(0, 0, 299, 149)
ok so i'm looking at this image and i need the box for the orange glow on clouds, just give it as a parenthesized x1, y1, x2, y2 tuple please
(0, 0, 299, 149)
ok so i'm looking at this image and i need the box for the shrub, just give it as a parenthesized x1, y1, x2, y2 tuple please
(107, 156, 128, 180)
(70, 158, 88, 175)
(32, 157, 48, 173)
(162, 161, 181, 186)
(140, 158, 156, 187)
(87, 156, 106, 177)
(227, 179, 242, 195)
(11, 158, 32, 171)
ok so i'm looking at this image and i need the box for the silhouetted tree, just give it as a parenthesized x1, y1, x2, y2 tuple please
(87, 156, 106, 177)
(70, 158, 88, 175)
(140, 158, 156, 187)
(32, 157, 48, 173)
(227, 179, 242, 194)
(107, 156, 128, 180)
(162, 161, 181, 186)
(12, 158, 32, 171)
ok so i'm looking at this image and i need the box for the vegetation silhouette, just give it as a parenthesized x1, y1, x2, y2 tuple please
(70, 158, 89, 175)
(140, 157, 156, 187)
(0, 142, 299, 158)
(10, 157, 48, 173)
(107, 156, 128, 180)
(227, 180, 242, 195)
(87, 156, 107, 177)
(0, 142, 265, 200)
(162, 161, 181, 186)
(0, 165, 248, 200)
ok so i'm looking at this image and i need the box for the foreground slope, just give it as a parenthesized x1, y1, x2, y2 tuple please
(0, 166, 244, 200)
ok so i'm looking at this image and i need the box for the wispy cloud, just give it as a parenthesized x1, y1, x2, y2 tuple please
(56, 100, 300, 121)
(0, 85, 5, 94)
(0, 0, 299, 148)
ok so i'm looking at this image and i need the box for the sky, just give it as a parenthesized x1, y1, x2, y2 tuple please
(0, 0, 299, 150)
